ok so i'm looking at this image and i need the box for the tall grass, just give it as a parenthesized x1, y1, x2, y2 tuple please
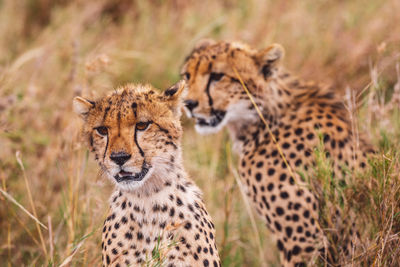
(0, 0, 399, 266)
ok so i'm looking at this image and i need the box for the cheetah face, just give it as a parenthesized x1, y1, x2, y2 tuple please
(181, 39, 284, 134)
(73, 82, 185, 191)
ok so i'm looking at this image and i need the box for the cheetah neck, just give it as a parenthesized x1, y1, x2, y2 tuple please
(227, 69, 344, 154)
(107, 169, 204, 236)
(226, 71, 291, 153)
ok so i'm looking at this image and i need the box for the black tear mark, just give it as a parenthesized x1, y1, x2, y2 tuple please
(134, 128, 145, 157)
(205, 71, 225, 114)
(205, 70, 218, 107)
(206, 80, 213, 106)
(90, 135, 94, 148)
(103, 135, 109, 161)
(207, 62, 212, 72)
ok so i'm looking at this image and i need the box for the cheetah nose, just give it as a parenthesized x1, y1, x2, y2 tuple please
(184, 99, 198, 112)
(110, 151, 131, 166)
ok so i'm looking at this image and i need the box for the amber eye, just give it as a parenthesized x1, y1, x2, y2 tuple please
(136, 121, 151, 131)
(95, 126, 108, 136)
(183, 72, 191, 80)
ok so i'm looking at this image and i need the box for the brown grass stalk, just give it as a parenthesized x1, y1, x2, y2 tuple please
(15, 151, 48, 259)
(226, 144, 266, 267)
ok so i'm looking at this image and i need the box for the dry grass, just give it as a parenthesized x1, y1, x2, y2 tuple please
(0, 0, 399, 266)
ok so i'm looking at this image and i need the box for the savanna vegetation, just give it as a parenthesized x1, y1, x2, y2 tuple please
(0, 0, 399, 266)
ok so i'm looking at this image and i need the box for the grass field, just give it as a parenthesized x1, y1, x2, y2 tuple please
(1, 0, 400, 266)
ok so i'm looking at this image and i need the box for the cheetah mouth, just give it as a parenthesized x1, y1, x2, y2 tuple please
(114, 164, 150, 183)
(195, 110, 226, 128)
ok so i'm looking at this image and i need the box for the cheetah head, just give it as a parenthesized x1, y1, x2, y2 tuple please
(181, 39, 284, 134)
(73, 82, 185, 191)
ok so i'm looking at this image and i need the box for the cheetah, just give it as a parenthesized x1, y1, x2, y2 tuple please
(73, 81, 220, 267)
(180, 39, 374, 266)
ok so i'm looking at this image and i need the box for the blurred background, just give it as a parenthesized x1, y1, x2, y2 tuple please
(0, 0, 399, 266)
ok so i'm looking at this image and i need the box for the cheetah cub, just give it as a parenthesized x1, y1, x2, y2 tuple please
(73, 81, 220, 267)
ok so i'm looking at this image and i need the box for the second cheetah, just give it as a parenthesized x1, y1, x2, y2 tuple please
(180, 39, 374, 266)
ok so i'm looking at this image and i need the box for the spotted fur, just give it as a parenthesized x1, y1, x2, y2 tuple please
(73, 82, 220, 267)
(180, 40, 374, 266)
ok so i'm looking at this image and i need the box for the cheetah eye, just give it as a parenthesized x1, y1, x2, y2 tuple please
(136, 121, 151, 131)
(95, 126, 108, 136)
(183, 72, 191, 80)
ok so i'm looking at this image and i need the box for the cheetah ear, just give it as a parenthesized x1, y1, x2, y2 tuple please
(73, 96, 95, 119)
(163, 80, 187, 117)
(254, 43, 285, 79)
(194, 38, 216, 50)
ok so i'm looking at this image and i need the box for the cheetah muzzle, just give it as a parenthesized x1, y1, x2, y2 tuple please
(194, 109, 226, 128)
(114, 163, 150, 183)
